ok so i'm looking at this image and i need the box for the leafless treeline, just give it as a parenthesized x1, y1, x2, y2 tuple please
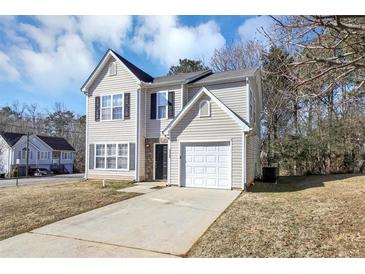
(210, 15, 365, 175)
(0, 102, 86, 172)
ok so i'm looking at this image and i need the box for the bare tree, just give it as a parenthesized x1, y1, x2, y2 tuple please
(267, 16, 365, 97)
(210, 40, 264, 72)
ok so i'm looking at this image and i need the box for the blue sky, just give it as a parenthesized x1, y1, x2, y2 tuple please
(0, 15, 272, 115)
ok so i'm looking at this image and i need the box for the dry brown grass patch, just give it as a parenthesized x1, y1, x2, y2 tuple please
(187, 174, 365, 258)
(0, 180, 140, 240)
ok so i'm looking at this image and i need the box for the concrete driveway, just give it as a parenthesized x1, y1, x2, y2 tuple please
(0, 186, 240, 257)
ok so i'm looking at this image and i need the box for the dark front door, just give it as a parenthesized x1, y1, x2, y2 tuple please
(155, 144, 168, 180)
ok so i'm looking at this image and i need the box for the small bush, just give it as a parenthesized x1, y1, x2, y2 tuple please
(10, 167, 18, 178)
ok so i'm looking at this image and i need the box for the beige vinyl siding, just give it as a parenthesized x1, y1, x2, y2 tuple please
(169, 94, 243, 189)
(187, 81, 248, 122)
(87, 56, 139, 179)
(246, 133, 260, 184)
(145, 84, 182, 138)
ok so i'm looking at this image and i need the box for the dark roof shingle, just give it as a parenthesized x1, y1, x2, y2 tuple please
(193, 68, 258, 84)
(0, 132, 24, 147)
(111, 50, 154, 82)
(152, 70, 212, 85)
(36, 135, 75, 151)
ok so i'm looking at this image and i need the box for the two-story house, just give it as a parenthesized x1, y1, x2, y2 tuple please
(82, 49, 262, 190)
(0, 132, 75, 176)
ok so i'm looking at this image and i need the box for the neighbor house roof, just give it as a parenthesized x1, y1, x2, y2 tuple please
(36, 135, 75, 151)
(0, 132, 24, 147)
(192, 67, 258, 85)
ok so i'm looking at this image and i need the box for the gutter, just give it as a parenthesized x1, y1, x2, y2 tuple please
(188, 75, 253, 87)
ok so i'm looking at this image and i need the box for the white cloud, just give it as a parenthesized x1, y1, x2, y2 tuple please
(0, 15, 132, 95)
(78, 16, 132, 48)
(0, 51, 20, 81)
(132, 16, 226, 68)
(238, 16, 273, 44)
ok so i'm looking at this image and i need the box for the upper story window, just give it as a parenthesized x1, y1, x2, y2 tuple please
(109, 61, 117, 76)
(199, 100, 210, 117)
(101, 94, 123, 121)
(157, 91, 168, 119)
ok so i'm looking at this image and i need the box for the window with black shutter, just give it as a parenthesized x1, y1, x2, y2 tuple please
(168, 91, 175, 119)
(95, 96, 100, 121)
(124, 93, 130, 119)
(150, 93, 157, 119)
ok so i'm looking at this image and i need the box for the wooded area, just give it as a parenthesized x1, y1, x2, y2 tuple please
(1, 15, 364, 176)
(0, 102, 85, 172)
(173, 15, 365, 175)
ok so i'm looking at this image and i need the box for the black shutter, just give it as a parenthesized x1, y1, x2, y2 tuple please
(124, 93, 130, 119)
(129, 143, 135, 170)
(168, 91, 175, 119)
(150, 93, 157, 119)
(95, 96, 100, 121)
(89, 144, 94, 169)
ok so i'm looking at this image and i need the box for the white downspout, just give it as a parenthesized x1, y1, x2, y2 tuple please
(84, 95, 89, 180)
(135, 86, 141, 182)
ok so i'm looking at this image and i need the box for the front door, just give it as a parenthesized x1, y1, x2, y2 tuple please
(155, 144, 168, 180)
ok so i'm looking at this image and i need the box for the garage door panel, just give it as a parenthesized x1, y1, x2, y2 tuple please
(194, 166, 205, 175)
(206, 167, 217, 175)
(182, 142, 231, 189)
(194, 155, 204, 163)
(206, 155, 216, 163)
(206, 178, 217, 186)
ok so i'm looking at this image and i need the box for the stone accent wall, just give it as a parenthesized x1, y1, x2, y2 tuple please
(145, 137, 168, 181)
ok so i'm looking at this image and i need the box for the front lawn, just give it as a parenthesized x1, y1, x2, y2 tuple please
(187, 174, 365, 257)
(0, 180, 140, 240)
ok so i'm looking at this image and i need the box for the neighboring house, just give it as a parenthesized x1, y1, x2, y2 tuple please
(0, 132, 75, 175)
(82, 49, 262, 190)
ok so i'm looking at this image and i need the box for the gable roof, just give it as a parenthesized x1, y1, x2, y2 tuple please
(192, 67, 258, 85)
(111, 50, 153, 82)
(36, 135, 75, 151)
(163, 87, 251, 135)
(151, 70, 212, 86)
(81, 49, 153, 93)
(0, 132, 24, 147)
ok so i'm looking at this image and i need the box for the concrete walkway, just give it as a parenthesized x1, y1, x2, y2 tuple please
(0, 186, 240, 258)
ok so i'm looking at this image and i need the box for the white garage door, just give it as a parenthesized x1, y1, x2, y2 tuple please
(182, 142, 231, 189)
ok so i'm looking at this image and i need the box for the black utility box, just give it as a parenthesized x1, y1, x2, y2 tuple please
(262, 167, 278, 183)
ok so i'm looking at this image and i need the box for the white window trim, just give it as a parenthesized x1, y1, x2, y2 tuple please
(109, 61, 117, 76)
(39, 151, 49, 160)
(100, 93, 124, 121)
(94, 142, 129, 171)
(199, 100, 211, 118)
(155, 91, 168, 120)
